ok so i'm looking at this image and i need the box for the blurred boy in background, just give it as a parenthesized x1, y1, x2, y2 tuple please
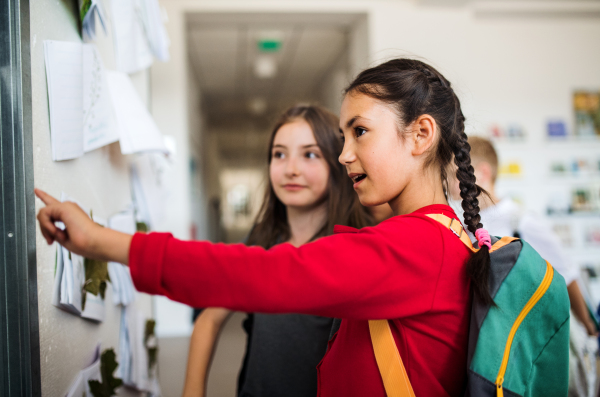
(449, 136, 597, 336)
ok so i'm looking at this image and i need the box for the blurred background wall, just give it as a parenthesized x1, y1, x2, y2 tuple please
(145, 1, 600, 395)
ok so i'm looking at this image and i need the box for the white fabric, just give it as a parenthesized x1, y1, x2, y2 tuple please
(477, 199, 578, 286)
(451, 198, 578, 285)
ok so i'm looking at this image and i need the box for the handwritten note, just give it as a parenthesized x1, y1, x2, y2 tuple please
(44, 41, 84, 161)
(82, 45, 119, 152)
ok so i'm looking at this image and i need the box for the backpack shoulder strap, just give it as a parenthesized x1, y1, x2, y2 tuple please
(425, 213, 518, 253)
(368, 320, 416, 397)
(425, 213, 477, 252)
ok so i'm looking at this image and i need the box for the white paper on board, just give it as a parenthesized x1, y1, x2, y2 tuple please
(44, 41, 84, 161)
(105, 70, 166, 154)
(139, 0, 170, 62)
(65, 344, 102, 397)
(53, 193, 108, 321)
(130, 154, 169, 229)
(82, 44, 119, 152)
(44, 41, 119, 160)
(81, 214, 107, 322)
(110, 0, 154, 73)
(119, 307, 159, 392)
(81, 292, 106, 322)
(52, 244, 64, 308)
(108, 210, 137, 306)
(79, 0, 108, 42)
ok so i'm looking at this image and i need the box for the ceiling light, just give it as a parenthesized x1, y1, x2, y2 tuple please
(254, 55, 277, 79)
(248, 97, 267, 115)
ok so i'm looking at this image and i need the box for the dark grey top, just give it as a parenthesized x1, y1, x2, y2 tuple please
(238, 313, 333, 397)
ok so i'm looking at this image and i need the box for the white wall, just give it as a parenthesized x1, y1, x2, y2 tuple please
(31, 1, 154, 395)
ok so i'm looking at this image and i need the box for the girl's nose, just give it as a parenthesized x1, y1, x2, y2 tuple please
(285, 156, 300, 177)
(338, 141, 356, 165)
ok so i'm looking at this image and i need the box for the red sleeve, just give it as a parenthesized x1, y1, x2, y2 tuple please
(129, 215, 448, 320)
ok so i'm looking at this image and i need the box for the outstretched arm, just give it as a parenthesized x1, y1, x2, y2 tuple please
(182, 308, 232, 397)
(35, 189, 132, 264)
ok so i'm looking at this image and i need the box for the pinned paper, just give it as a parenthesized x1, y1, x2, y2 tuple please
(118, 307, 161, 394)
(107, 210, 137, 306)
(78, 0, 108, 41)
(65, 344, 102, 397)
(51, 193, 106, 322)
(105, 71, 166, 155)
(109, 0, 154, 73)
(44, 41, 118, 161)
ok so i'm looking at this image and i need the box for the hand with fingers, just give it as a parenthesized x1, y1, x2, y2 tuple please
(35, 188, 133, 265)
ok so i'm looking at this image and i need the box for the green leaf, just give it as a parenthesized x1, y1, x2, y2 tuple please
(79, 0, 92, 23)
(88, 348, 123, 397)
(144, 320, 158, 372)
(136, 222, 149, 233)
(84, 258, 109, 296)
(144, 319, 156, 344)
(147, 347, 158, 373)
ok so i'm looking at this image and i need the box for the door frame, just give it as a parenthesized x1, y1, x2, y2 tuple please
(0, 0, 41, 395)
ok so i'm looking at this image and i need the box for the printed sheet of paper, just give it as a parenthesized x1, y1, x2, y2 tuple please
(51, 193, 106, 321)
(44, 41, 84, 161)
(80, 214, 107, 322)
(44, 41, 118, 160)
(82, 45, 119, 152)
(108, 210, 137, 306)
(79, 0, 107, 41)
(139, 0, 170, 62)
(110, 0, 154, 73)
(106, 70, 166, 154)
(65, 344, 102, 397)
(118, 308, 159, 393)
(130, 154, 169, 229)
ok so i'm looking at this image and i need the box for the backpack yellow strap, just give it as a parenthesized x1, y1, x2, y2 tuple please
(425, 214, 518, 253)
(368, 320, 416, 397)
(426, 213, 477, 252)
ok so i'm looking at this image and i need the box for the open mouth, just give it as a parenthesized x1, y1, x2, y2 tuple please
(352, 174, 367, 183)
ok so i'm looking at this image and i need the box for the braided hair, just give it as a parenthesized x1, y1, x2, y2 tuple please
(345, 58, 494, 306)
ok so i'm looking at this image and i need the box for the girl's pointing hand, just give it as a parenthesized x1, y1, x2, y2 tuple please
(35, 188, 132, 264)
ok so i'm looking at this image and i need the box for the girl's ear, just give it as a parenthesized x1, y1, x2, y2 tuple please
(411, 115, 437, 156)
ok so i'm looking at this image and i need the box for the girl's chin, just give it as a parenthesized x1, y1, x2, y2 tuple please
(357, 195, 388, 208)
(281, 198, 322, 209)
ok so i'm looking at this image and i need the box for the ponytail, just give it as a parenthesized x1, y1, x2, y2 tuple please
(451, 125, 494, 306)
(345, 58, 495, 306)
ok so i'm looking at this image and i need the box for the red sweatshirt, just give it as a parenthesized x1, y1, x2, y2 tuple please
(129, 204, 472, 396)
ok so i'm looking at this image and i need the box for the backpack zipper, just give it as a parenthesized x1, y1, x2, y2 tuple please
(495, 261, 554, 397)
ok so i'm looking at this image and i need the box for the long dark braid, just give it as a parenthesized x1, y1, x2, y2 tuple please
(346, 58, 494, 306)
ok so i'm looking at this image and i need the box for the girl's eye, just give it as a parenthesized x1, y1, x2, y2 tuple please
(354, 127, 367, 137)
(305, 152, 319, 159)
(273, 151, 285, 159)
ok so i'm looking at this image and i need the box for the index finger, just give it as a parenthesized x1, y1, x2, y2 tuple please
(35, 188, 60, 206)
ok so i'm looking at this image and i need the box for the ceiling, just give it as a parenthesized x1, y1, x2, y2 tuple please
(186, 13, 362, 125)
(186, 13, 364, 166)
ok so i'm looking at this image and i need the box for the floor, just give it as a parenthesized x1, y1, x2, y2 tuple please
(157, 312, 247, 396)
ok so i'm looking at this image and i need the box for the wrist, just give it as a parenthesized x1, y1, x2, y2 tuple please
(89, 224, 111, 261)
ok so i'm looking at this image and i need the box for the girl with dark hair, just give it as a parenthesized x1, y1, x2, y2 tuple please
(36, 58, 492, 396)
(182, 105, 370, 397)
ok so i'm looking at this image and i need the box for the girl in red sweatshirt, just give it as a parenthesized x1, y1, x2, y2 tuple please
(36, 58, 493, 397)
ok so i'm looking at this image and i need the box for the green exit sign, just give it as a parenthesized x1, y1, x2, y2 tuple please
(257, 39, 282, 52)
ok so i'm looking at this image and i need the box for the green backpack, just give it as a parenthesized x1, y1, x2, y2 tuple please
(465, 235, 570, 397)
(368, 214, 570, 397)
